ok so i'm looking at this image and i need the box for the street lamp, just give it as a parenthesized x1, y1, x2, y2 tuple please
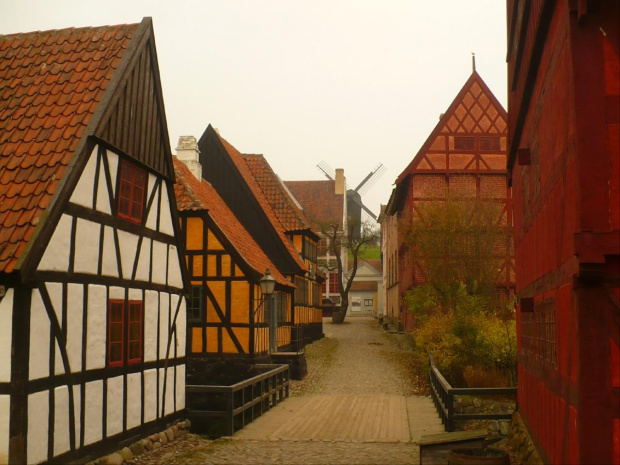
(259, 269, 276, 296)
(259, 269, 277, 354)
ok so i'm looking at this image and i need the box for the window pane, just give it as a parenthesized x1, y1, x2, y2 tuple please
(109, 343, 122, 363)
(129, 322, 140, 340)
(110, 323, 123, 342)
(128, 341, 140, 361)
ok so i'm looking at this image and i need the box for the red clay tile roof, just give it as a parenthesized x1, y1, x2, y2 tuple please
(0, 23, 138, 273)
(242, 154, 317, 236)
(284, 180, 344, 230)
(363, 259, 383, 273)
(173, 158, 292, 288)
(214, 133, 308, 273)
(350, 280, 377, 292)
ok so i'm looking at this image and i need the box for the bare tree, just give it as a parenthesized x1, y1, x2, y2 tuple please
(321, 218, 379, 324)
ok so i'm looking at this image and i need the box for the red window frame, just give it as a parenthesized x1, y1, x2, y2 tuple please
(117, 160, 146, 224)
(108, 300, 125, 367)
(107, 299, 143, 367)
(328, 272, 339, 294)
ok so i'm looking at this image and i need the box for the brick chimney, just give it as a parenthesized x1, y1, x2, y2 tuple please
(176, 136, 202, 180)
(335, 168, 345, 195)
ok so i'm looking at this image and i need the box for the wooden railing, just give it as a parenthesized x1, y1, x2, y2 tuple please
(187, 364, 290, 437)
(428, 353, 517, 432)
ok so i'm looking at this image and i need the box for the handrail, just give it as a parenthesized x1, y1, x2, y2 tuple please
(428, 353, 517, 432)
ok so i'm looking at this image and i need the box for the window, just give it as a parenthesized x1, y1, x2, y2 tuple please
(454, 136, 475, 150)
(187, 285, 203, 322)
(303, 238, 317, 263)
(294, 277, 308, 305)
(536, 299, 556, 367)
(118, 160, 147, 224)
(329, 272, 339, 294)
(364, 299, 374, 307)
(108, 299, 143, 367)
(479, 137, 501, 151)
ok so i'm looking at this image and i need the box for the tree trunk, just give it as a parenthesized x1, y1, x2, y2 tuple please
(331, 308, 346, 324)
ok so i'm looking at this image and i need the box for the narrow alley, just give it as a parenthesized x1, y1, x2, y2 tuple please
(128, 318, 443, 465)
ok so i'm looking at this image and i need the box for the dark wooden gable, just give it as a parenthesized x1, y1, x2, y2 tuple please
(93, 18, 173, 179)
(198, 125, 304, 276)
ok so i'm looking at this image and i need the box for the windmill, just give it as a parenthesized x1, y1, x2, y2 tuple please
(317, 161, 386, 239)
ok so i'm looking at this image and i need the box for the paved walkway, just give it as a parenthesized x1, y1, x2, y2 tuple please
(129, 318, 444, 465)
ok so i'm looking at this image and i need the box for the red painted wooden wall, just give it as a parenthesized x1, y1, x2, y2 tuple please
(507, 1, 620, 463)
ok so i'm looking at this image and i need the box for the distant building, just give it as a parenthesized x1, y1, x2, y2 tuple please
(385, 71, 514, 331)
(346, 259, 383, 317)
(285, 175, 349, 307)
(0, 19, 188, 464)
(507, 1, 619, 463)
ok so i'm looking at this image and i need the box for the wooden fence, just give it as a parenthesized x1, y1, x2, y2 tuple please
(428, 353, 516, 432)
(187, 364, 290, 436)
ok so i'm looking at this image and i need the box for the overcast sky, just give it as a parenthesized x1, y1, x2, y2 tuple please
(1, 0, 508, 218)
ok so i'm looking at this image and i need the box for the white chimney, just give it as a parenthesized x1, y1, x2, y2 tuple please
(335, 168, 345, 195)
(176, 136, 202, 180)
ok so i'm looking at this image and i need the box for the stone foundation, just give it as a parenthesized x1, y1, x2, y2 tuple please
(508, 411, 544, 465)
(453, 396, 515, 440)
(87, 420, 191, 465)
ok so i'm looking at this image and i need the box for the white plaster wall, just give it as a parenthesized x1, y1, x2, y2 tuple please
(145, 174, 157, 231)
(101, 226, 118, 277)
(164, 367, 174, 416)
(46, 283, 65, 376)
(144, 290, 159, 362)
(158, 294, 169, 359)
(95, 152, 112, 215)
(135, 238, 151, 282)
(38, 214, 72, 272)
(105, 149, 118, 200)
(86, 285, 106, 371)
(29, 291, 49, 381)
(167, 245, 183, 289)
(117, 229, 139, 280)
(143, 369, 157, 423)
(53, 385, 70, 457)
(175, 365, 185, 410)
(74, 219, 101, 275)
(158, 186, 174, 236)
(0, 288, 13, 382)
(126, 373, 141, 430)
(175, 298, 186, 358)
(27, 390, 49, 464)
(70, 146, 97, 210)
(109, 286, 124, 301)
(67, 284, 83, 373)
(151, 241, 167, 285)
(106, 376, 123, 437)
(128, 288, 142, 302)
(72, 385, 81, 448)
(0, 395, 9, 465)
(84, 380, 102, 446)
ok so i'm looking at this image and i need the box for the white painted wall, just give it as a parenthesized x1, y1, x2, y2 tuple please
(74, 219, 101, 275)
(53, 386, 70, 457)
(86, 285, 106, 371)
(29, 291, 49, 381)
(66, 284, 83, 373)
(143, 369, 157, 423)
(126, 373, 141, 430)
(0, 288, 13, 383)
(84, 380, 102, 446)
(0, 395, 9, 465)
(71, 146, 98, 210)
(117, 229, 139, 280)
(106, 376, 123, 437)
(27, 390, 48, 464)
(37, 214, 72, 272)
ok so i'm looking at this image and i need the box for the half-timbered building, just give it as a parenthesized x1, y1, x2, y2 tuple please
(507, 2, 619, 463)
(196, 126, 312, 352)
(0, 19, 187, 464)
(386, 70, 514, 331)
(173, 145, 295, 361)
(243, 154, 323, 341)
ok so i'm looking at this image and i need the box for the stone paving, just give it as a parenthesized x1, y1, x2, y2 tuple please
(128, 317, 443, 465)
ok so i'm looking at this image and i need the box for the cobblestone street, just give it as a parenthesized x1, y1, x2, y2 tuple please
(128, 318, 442, 465)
